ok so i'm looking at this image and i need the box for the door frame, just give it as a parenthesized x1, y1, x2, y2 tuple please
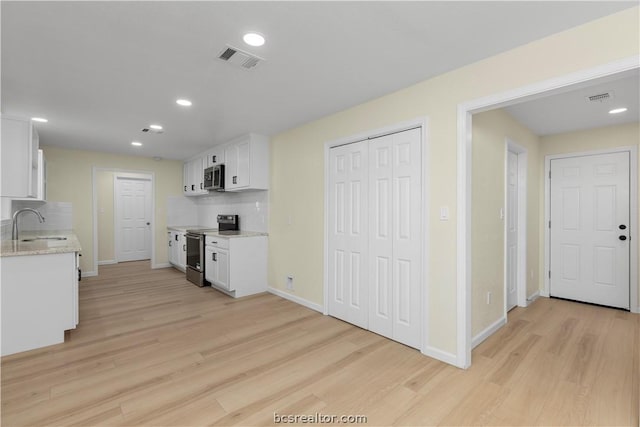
(323, 117, 430, 356)
(457, 55, 639, 369)
(542, 146, 638, 311)
(92, 167, 157, 276)
(113, 172, 153, 263)
(504, 139, 529, 313)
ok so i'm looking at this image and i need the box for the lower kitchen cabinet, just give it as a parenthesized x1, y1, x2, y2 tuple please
(1, 251, 78, 356)
(204, 235, 267, 298)
(168, 230, 186, 271)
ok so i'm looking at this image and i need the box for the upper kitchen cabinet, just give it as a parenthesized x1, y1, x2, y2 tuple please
(1, 116, 39, 198)
(205, 146, 224, 167)
(183, 156, 207, 196)
(223, 133, 269, 192)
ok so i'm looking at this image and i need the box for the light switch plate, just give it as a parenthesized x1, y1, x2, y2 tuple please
(440, 206, 449, 221)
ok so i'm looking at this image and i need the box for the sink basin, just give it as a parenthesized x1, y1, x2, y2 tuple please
(21, 236, 68, 242)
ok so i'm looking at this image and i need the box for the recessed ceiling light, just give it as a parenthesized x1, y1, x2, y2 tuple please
(149, 124, 163, 130)
(131, 141, 143, 147)
(32, 117, 48, 123)
(243, 32, 265, 47)
(176, 99, 192, 107)
(609, 107, 628, 114)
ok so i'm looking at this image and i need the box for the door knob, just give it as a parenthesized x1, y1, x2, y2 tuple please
(146, 222, 150, 225)
(619, 235, 627, 241)
(619, 224, 627, 230)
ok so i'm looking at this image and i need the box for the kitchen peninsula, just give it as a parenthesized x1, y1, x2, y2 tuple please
(0, 230, 81, 356)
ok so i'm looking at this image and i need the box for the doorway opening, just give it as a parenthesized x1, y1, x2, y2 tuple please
(93, 168, 156, 276)
(457, 56, 639, 368)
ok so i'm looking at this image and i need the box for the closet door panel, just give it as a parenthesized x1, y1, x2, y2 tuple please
(328, 142, 369, 328)
(369, 137, 394, 338)
(391, 128, 422, 348)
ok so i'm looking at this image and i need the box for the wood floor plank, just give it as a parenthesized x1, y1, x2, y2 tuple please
(1, 261, 637, 426)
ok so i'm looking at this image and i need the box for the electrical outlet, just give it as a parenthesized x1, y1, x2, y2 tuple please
(286, 276, 294, 291)
(486, 291, 492, 305)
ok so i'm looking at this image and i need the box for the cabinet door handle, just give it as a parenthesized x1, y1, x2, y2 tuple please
(233, 176, 237, 184)
(191, 185, 195, 191)
(175, 235, 179, 241)
(200, 182, 203, 189)
(213, 253, 217, 262)
(169, 241, 172, 247)
(184, 185, 187, 191)
(183, 244, 186, 251)
(212, 155, 216, 163)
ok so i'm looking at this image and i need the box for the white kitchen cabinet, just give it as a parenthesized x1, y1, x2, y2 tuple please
(205, 243, 229, 290)
(223, 133, 269, 191)
(182, 156, 207, 196)
(1, 116, 39, 198)
(1, 252, 77, 356)
(205, 146, 224, 167)
(204, 234, 267, 297)
(168, 230, 186, 271)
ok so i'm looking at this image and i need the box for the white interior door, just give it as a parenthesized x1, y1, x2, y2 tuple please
(506, 150, 518, 311)
(115, 177, 152, 262)
(550, 152, 630, 309)
(328, 141, 369, 328)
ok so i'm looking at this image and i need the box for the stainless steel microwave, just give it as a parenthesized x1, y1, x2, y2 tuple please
(204, 164, 224, 191)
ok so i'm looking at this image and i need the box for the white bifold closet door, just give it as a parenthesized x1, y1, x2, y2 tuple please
(328, 128, 422, 349)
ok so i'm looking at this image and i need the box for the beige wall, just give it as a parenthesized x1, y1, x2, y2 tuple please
(42, 146, 184, 273)
(471, 109, 540, 337)
(268, 8, 639, 356)
(539, 122, 640, 309)
(96, 170, 115, 262)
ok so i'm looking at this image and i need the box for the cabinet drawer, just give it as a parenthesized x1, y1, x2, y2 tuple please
(205, 235, 229, 249)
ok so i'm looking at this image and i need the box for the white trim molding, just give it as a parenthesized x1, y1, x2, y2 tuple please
(421, 346, 458, 366)
(526, 291, 540, 306)
(472, 316, 507, 349)
(457, 56, 639, 369)
(152, 262, 171, 269)
(268, 287, 324, 313)
(97, 260, 117, 266)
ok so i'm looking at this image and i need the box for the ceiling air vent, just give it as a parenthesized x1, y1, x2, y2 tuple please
(217, 45, 264, 70)
(586, 91, 614, 103)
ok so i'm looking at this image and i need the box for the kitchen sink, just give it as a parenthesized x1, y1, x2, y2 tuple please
(21, 236, 68, 242)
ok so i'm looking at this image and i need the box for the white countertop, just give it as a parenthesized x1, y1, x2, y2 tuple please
(167, 225, 267, 238)
(204, 230, 268, 238)
(0, 230, 82, 257)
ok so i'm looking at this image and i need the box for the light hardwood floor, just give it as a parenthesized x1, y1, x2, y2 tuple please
(2, 261, 638, 426)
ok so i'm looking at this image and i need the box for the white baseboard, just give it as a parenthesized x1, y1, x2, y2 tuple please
(152, 262, 171, 269)
(82, 271, 97, 278)
(526, 290, 540, 306)
(632, 305, 640, 314)
(472, 316, 506, 349)
(267, 287, 323, 313)
(421, 345, 459, 367)
(540, 289, 549, 297)
(97, 260, 117, 266)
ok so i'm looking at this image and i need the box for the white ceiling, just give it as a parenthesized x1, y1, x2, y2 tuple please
(1, 1, 636, 160)
(504, 71, 639, 136)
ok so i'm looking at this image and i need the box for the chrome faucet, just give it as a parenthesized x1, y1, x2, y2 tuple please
(12, 208, 45, 240)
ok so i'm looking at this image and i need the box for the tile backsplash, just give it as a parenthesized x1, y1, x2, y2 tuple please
(166, 195, 198, 226)
(1, 200, 73, 241)
(165, 191, 268, 232)
(10, 201, 73, 234)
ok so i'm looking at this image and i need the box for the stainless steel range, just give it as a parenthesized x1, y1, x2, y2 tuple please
(185, 216, 240, 287)
(185, 228, 217, 287)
